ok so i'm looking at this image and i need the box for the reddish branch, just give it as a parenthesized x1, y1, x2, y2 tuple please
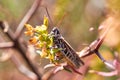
(11, 55, 38, 80)
(78, 22, 111, 62)
(0, 0, 42, 80)
(0, 42, 14, 48)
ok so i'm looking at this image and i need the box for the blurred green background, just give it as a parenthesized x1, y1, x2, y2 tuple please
(0, 0, 120, 80)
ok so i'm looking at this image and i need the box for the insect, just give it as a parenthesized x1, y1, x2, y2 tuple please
(50, 27, 84, 68)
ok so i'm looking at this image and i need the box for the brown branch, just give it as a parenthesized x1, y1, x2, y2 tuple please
(1, 21, 9, 32)
(0, 49, 13, 62)
(0, 21, 16, 40)
(89, 70, 118, 77)
(11, 55, 38, 80)
(42, 68, 56, 80)
(15, 0, 42, 39)
(0, 0, 42, 79)
(78, 18, 110, 59)
(0, 21, 42, 80)
(95, 24, 110, 50)
(0, 42, 14, 48)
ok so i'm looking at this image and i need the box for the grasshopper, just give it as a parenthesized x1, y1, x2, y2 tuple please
(50, 27, 84, 68)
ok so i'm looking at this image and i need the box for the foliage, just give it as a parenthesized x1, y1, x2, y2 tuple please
(25, 16, 58, 64)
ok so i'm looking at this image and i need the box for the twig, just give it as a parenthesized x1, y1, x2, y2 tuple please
(11, 55, 38, 80)
(0, 21, 9, 32)
(95, 24, 110, 51)
(0, 42, 14, 48)
(42, 68, 55, 80)
(89, 70, 118, 77)
(0, 21, 16, 40)
(78, 18, 111, 59)
(94, 51, 106, 62)
(0, 49, 13, 62)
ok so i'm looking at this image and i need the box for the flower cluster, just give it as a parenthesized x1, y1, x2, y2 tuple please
(24, 16, 59, 64)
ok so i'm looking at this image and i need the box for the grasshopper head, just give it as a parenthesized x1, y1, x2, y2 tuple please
(50, 27, 61, 37)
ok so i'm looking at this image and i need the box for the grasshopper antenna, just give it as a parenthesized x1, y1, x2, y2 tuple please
(41, 5, 54, 27)
(44, 6, 68, 28)
(45, 7, 54, 26)
(41, 5, 68, 26)
(41, 5, 68, 28)
(56, 12, 68, 27)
